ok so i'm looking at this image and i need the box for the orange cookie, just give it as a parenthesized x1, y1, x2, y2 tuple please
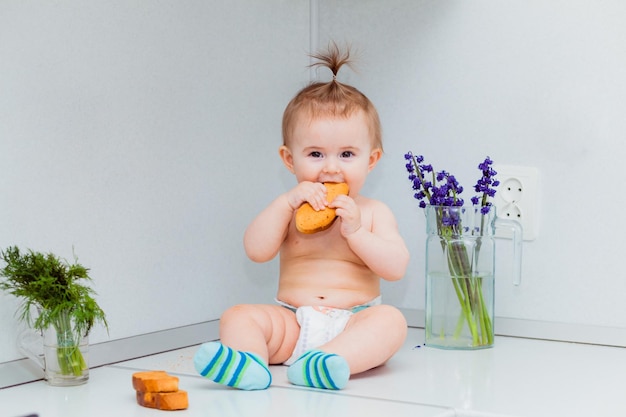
(132, 370, 179, 393)
(295, 182, 349, 234)
(136, 390, 188, 411)
(133, 370, 188, 411)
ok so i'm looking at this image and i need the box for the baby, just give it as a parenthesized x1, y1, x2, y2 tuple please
(193, 43, 410, 390)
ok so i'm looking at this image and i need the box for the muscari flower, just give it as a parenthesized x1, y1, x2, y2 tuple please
(471, 156, 500, 214)
(405, 153, 498, 215)
(403, 152, 499, 348)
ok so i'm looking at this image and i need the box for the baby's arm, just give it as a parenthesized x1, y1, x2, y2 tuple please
(342, 201, 410, 281)
(243, 194, 292, 262)
(244, 181, 327, 262)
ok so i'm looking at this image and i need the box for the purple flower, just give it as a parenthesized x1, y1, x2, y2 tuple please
(471, 156, 499, 213)
(404, 153, 498, 347)
(404, 152, 499, 215)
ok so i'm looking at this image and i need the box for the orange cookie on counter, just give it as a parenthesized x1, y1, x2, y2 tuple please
(295, 182, 349, 234)
(136, 390, 188, 411)
(132, 370, 188, 411)
(132, 370, 179, 393)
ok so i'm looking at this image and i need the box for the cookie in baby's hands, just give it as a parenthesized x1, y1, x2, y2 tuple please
(295, 182, 349, 234)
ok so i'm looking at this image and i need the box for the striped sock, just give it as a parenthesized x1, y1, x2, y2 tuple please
(193, 341, 271, 390)
(286, 350, 350, 390)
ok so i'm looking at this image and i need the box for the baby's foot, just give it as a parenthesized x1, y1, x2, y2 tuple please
(193, 341, 271, 390)
(286, 350, 349, 390)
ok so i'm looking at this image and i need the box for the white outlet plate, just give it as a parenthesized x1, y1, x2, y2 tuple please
(493, 165, 539, 241)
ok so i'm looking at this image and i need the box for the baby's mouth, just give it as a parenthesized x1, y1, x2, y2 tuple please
(318, 177, 344, 184)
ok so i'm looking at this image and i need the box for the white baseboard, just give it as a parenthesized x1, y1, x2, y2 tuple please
(0, 320, 220, 389)
(3, 309, 625, 389)
(400, 308, 626, 347)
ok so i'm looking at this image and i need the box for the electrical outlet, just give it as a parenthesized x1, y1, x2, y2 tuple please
(493, 165, 539, 241)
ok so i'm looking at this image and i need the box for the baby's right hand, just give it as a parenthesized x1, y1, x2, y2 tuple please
(285, 181, 328, 211)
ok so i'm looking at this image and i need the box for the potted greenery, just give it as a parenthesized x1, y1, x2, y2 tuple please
(0, 246, 108, 385)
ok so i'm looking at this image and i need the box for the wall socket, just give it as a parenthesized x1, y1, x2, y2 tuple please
(493, 165, 539, 241)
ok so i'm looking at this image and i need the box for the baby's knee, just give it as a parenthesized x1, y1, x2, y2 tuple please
(372, 305, 408, 331)
(374, 304, 405, 317)
(220, 304, 294, 327)
(220, 304, 257, 322)
(373, 306, 408, 348)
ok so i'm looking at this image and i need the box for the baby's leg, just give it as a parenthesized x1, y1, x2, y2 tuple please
(219, 304, 300, 364)
(318, 304, 407, 374)
(286, 304, 406, 390)
(194, 304, 299, 390)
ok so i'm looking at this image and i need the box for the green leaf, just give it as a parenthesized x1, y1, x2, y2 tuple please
(0, 246, 108, 335)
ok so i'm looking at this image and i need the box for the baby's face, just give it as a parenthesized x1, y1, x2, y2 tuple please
(286, 111, 380, 195)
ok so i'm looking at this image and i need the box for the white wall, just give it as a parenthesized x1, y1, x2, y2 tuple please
(0, 0, 309, 362)
(2, 0, 626, 363)
(319, 0, 626, 338)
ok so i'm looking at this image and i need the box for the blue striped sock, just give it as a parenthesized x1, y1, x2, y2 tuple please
(193, 342, 271, 390)
(286, 350, 350, 390)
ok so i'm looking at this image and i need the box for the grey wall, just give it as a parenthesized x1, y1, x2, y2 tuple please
(0, 0, 309, 362)
(2, 0, 626, 363)
(319, 0, 626, 341)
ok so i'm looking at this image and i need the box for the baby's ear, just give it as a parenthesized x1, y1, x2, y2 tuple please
(279, 145, 295, 174)
(368, 148, 383, 172)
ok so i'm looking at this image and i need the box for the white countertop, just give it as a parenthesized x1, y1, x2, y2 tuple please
(2, 327, 625, 417)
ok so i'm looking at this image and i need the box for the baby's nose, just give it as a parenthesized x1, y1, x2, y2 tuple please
(323, 157, 340, 173)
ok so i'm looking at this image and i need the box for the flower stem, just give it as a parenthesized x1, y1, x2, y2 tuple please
(53, 310, 87, 376)
(446, 239, 491, 347)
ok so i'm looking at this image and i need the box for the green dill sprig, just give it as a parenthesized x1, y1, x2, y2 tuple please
(0, 246, 108, 337)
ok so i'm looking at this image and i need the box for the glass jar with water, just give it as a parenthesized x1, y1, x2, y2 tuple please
(424, 205, 522, 349)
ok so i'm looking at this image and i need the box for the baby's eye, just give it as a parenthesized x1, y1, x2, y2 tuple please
(309, 151, 323, 158)
(340, 151, 355, 158)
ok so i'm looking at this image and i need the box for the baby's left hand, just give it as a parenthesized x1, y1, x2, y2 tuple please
(330, 195, 362, 236)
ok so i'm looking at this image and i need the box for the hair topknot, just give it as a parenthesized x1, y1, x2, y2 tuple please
(282, 42, 383, 150)
(309, 41, 353, 80)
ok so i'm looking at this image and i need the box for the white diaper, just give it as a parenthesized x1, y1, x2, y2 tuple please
(277, 296, 382, 366)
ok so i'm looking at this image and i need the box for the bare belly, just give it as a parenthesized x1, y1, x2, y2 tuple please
(277, 257, 380, 309)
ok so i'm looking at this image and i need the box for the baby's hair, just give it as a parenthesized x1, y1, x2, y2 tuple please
(282, 42, 382, 150)
(309, 41, 354, 83)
